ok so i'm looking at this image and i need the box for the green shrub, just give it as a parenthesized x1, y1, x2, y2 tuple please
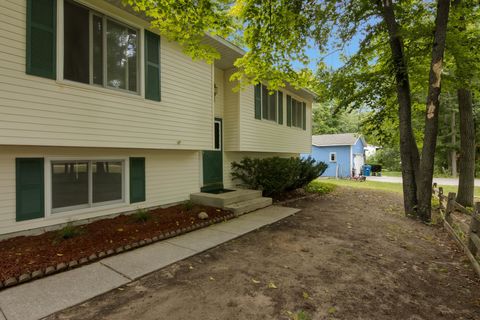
(133, 208, 151, 223)
(231, 156, 327, 196)
(183, 200, 194, 211)
(305, 180, 336, 195)
(57, 223, 83, 240)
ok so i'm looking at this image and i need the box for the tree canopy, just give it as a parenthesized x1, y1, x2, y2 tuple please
(125, 0, 480, 219)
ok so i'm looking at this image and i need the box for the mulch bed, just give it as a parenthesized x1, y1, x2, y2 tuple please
(0, 204, 233, 289)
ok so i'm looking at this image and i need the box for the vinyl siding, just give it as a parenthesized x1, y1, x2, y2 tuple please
(352, 138, 365, 155)
(0, 146, 201, 236)
(214, 67, 224, 119)
(223, 68, 240, 151)
(0, 0, 214, 150)
(309, 145, 351, 178)
(223, 151, 298, 189)
(238, 85, 312, 153)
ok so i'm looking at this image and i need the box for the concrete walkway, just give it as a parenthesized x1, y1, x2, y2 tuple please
(369, 175, 480, 187)
(0, 206, 299, 320)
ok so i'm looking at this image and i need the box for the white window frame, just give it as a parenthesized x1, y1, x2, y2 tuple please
(57, 0, 142, 96)
(329, 152, 337, 163)
(45, 157, 129, 217)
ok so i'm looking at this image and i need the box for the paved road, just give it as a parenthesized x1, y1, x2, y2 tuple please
(369, 175, 480, 187)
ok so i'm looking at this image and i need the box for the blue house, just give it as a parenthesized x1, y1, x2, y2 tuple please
(303, 133, 367, 177)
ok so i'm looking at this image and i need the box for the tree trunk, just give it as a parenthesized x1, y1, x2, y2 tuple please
(451, 0, 476, 207)
(451, 111, 457, 178)
(456, 88, 476, 207)
(378, 0, 420, 216)
(416, 0, 451, 222)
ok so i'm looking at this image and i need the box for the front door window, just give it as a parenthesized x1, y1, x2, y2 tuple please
(214, 120, 221, 151)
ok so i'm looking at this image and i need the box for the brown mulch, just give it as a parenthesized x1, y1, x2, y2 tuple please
(0, 204, 231, 283)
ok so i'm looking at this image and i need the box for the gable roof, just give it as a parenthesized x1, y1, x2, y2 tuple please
(312, 133, 365, 147)
(203, 34, 317, 101)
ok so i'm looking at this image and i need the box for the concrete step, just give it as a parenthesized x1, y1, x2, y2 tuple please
(224, 197, 273, 216)
(190, 189, 263, 208)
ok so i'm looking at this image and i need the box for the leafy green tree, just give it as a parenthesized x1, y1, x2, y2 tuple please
(123, 0, 233, 62)
(125, 0, 478, 221)
(312, 103, 362, 135)
(447, 0, 479, 206)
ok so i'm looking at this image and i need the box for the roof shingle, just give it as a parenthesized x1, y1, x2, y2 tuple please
(311, 133, 361, 147)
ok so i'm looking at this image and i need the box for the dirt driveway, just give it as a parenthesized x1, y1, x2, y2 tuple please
(47, 188, 480, 320)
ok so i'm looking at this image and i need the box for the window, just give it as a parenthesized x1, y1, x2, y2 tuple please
(63, 1, 138, 93)
(290, 97, 305, 129)
(329, 153, 337, 162)
(255, 84, 277, 122)
(51, 160, 124, 212)
(286, 95, 308, 130)
(214, 120, 221, 151)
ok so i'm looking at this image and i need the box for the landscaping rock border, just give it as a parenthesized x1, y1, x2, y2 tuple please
(1, 212, 236, 290)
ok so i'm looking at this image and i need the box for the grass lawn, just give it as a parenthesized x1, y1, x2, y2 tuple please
(382, 171, 456, 178)
(324, 178, 480, 199)
(381, 171, 403, 177)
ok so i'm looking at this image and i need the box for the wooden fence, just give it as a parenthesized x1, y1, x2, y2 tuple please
(432, 183, 480, 277)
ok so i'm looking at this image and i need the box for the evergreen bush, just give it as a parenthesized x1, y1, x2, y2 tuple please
(231, 156, 327, 196)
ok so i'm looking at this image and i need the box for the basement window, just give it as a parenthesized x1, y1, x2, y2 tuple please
(51, 160, 124, 213)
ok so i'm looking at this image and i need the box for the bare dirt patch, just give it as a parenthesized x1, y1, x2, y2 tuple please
(48, 188, 480, 320)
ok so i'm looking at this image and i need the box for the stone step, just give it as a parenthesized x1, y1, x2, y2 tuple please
(190, 189, 263, 208)
(224, 197, 273, 216)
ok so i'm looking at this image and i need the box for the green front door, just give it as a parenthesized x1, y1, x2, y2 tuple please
(202, 119, 223, 192)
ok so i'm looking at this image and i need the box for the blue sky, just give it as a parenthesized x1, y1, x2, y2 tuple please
(295, 34, 362, 72)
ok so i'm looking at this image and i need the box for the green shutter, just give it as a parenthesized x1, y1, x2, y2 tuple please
(277, 91, 283, 124)
(130, 157, 146, 203)
(286, 95, 292, 127)
(145, 30, 161, 101)
(26, 0, 56, 79)
(16, 158, 44, 221)
(254, 84, 262, 119)
(302, 102, 307, 130)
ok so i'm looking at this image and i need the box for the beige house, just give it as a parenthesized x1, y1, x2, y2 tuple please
(0, 0, 314, 237)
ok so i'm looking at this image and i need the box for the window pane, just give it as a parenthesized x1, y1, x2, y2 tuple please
(52, 162, 89, 209)
(292, 100, 296, 127)
(214, 122, 221, 150)
(63, 1, 89, 84)
(269, 92, 276, 121)
(106, 20, 138, 92)
(107, 20, 127, 90)
(127, 28, 138, 92)
(262, 85, 268, 119)
(93, 161, 123, 203)
(297, 101, 302, 128)
(92, 15, 103, 85)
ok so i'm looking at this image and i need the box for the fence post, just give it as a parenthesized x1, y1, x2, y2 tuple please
(468, 203, 480, 256)
(438, 187, 444, 209)
(445, 192, 456, 224)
